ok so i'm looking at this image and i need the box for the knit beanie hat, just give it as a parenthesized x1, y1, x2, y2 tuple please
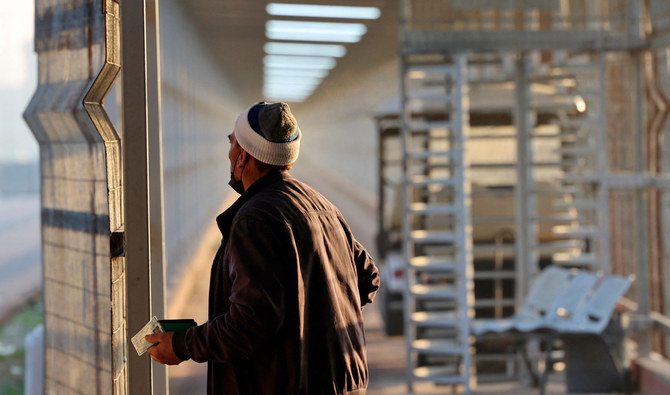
(233, 102, 301, 166)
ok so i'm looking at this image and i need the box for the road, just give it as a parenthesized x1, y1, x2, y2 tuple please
(0, 195, 41, 325)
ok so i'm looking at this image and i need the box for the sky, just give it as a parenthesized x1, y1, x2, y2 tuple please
(0, 2, 38, 163)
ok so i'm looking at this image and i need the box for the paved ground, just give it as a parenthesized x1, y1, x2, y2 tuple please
(164, 165, 571, 394)
(0, 196, 41, 326)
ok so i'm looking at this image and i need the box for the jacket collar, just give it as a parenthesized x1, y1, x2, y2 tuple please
(216, 169, 289, 239)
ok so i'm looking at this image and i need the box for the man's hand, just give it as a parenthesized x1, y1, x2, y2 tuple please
(145, 332, 183, 365)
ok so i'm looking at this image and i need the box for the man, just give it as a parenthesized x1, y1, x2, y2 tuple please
(146, 101, 380, 394)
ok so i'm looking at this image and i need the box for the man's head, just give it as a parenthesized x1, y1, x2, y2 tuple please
(228, 102, 301, 193)
(232, 101, 301, 167)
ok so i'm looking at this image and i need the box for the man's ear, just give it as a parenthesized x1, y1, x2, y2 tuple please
(237, 149, 250, 168)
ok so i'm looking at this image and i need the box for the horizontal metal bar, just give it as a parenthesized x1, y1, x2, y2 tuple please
(650, 312, 670, 337)
(605, 173, 670, 190)
(401, 30, 645, 54)
(470, 161, 563, 169)
(449, 0, 559, 10)
(412, 339, 464, 355)
(552, 252, 601, 266)
(406, 121, 454, 131)
(474, 299, 516, 308)
(552, 225, 600, 237)
(409, 256, 458, 271)
(407, 203, 458, 215)
(407, 175, 458, 187)
(410, 284, 459, 299)
(406, 151, 458, 160)
(409, 230, 456, 243)
(473, 270, 515, 280)
(407, 93, 458, 102)
(407, 64, 458, 77)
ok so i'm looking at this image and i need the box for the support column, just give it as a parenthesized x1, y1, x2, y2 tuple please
(146, 0, 168, 392)
(121, 0, 167, 392)
(514, 52, 537, 305)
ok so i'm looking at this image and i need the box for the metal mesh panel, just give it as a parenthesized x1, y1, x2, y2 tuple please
(23, 0, 122, 392)
(606, 49, 670, 357)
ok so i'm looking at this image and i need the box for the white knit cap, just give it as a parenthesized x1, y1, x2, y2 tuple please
(233, 102, 301, 166)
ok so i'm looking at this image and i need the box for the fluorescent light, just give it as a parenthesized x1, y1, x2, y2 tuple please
(264, 75, 323, 86)
(264, 88, 315, 97)
(265, 20, 366, 43)
(264, 87, 317, 97)
(264, 83, 317, 93)
(264, 89, 311, 96)
(264, 89, 317, 99)
(266, 31, 362, 43)
(266, 3, 381, 20)
(264, 91, 310, 99)
(267, 20, 367, 36)
(263, 55, 336, 70)
(264, 42, 346, 57)
(264, 68, 330, 78)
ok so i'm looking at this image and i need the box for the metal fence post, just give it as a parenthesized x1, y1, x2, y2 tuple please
(146, 0, 168, 392)
(121, 0, 167, 392)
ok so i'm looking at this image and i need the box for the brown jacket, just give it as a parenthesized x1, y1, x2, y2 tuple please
(173, 170, 380, 394)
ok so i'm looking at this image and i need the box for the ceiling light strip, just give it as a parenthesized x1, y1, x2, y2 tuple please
(264, 82, 318, 91)
(264, 76, 323, 85)
(266, 31, 362, 43)
(266, 3, 381, 20)
(264, 42, 346, 57)
(267, 20, 367, 35)
(264, 68, 330, 78)
(264, 56, 336, 70)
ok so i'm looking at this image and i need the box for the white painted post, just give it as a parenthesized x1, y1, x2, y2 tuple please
(146, 0, 168, 392)
(121, 0, 167, 392)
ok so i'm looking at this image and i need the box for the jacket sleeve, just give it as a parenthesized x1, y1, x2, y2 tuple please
(178, 215, 288, 363)
(336, 212, 380, 307)
(353, 238, 380, 307)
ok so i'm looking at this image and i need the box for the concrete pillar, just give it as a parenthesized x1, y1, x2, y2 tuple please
(23, 0, 125, 393)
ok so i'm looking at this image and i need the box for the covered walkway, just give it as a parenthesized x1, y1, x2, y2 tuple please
(22, 0, 670, 393)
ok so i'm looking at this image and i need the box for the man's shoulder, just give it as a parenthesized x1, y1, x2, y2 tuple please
(240, 176, 338, 220)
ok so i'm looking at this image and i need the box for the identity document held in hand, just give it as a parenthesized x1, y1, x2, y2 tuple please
(131, 316, 197, 356)
(131, 316, 163, 356)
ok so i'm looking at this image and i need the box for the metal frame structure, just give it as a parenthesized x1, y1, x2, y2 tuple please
(398, 0, 670, 391)
(549, 53, 611, 273)
(400, 53, 475, 392)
